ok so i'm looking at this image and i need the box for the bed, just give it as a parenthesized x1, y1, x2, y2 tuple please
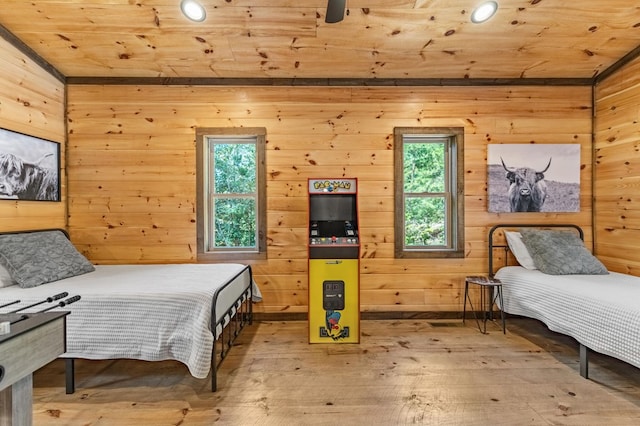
(0, 228, 260, 392)
(488, 224, 640, 378)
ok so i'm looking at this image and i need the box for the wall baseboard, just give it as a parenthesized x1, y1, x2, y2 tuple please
(252, 311, 469, 322)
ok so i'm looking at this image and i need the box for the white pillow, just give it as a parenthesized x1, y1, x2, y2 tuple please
(0, 263, 17, 288)
(505, 231, 537, 270)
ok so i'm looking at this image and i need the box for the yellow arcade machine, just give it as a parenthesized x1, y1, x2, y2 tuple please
(308, 178, 360, 343)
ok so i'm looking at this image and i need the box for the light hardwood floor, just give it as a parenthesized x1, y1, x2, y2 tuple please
(32, 318, 640, 425)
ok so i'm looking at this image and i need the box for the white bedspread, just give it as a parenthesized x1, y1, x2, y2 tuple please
(495, 266, 640, 369)
(0, 264, 257, 379)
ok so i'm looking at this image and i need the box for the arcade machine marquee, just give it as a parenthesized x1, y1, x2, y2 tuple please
(308, 178, 360, 344)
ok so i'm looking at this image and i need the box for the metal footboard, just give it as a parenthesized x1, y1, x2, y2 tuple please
(211, 265, 254, 392)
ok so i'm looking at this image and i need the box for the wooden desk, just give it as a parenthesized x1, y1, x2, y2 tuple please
(0, 312, 68, 426)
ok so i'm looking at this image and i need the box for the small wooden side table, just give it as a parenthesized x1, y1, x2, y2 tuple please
(463, 276, 505, 334)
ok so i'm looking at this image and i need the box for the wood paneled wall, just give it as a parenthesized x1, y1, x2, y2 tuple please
(0, 38, 66, 230)
(594, 56, 640, 275)
(66, 84, 593, 314)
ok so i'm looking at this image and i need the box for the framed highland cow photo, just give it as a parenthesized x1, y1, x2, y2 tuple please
(487, 144, 580, 213)
(0, 127, 60, 202)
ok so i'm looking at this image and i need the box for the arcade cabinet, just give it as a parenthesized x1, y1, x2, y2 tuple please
(308, 178, 360, 343)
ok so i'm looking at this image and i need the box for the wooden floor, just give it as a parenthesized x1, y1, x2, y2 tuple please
(32, 318, 640, 425)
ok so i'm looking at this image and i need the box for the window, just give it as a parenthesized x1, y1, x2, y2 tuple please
(394, 127, 464, 258)
(196, 127, 266, 261)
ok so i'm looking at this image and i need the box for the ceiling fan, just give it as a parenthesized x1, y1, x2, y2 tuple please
(325, 0, 347, 24)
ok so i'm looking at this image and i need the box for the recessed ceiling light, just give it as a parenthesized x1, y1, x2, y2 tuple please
(471, 1, 498, 24)
(181, 0, 206, 22)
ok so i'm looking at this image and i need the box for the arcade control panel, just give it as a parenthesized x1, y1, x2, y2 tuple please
(308, 220, 359, 259)
(309, 220, 358, 245)
(309, 236, 359, 245)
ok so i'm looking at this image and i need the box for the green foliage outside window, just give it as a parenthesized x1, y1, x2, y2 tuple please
(403, 141, 448, 247)
(213, 143, 256, 193)
(210, 141, 257, 250)
(405, 197, 446, 246)
(403, 142, 445, 193)
(213, 198, 256, 248)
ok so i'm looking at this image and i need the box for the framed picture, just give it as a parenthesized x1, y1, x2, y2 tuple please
(0, 127, 60, 201)
(487, 144, 580, 213)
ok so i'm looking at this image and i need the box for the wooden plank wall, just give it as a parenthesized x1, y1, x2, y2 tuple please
(66, 84, 593, 314)
(0, 38, 66, 230)
(594, 56, 640, 275)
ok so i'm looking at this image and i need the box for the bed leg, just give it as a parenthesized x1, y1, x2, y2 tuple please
(65, 358, 75, 394)
(211, 339, 218, 392)
(579, 344, 589, 379)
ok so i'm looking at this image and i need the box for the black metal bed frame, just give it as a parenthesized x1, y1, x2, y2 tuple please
(0, 228, 253, 393)
(210, 265, 254, 392)
(488, 223, 583, 278)
(487, 223, 592, 378)
(64, 266, 253, 393)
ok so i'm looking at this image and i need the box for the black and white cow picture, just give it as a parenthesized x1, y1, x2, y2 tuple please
(501, 157, 552, 212)
(0, 152, 59, 201)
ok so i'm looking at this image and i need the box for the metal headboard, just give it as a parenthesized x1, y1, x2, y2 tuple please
(488, 223, 584, 278)
(0, 228, 70, 239)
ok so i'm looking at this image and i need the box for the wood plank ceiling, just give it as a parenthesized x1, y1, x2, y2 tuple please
(0, 0, 638, 81)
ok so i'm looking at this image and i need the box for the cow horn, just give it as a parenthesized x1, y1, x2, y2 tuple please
(500, 157, 511, 172)
(34, 153, 53, 167)
(539, 158, 552, 173)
